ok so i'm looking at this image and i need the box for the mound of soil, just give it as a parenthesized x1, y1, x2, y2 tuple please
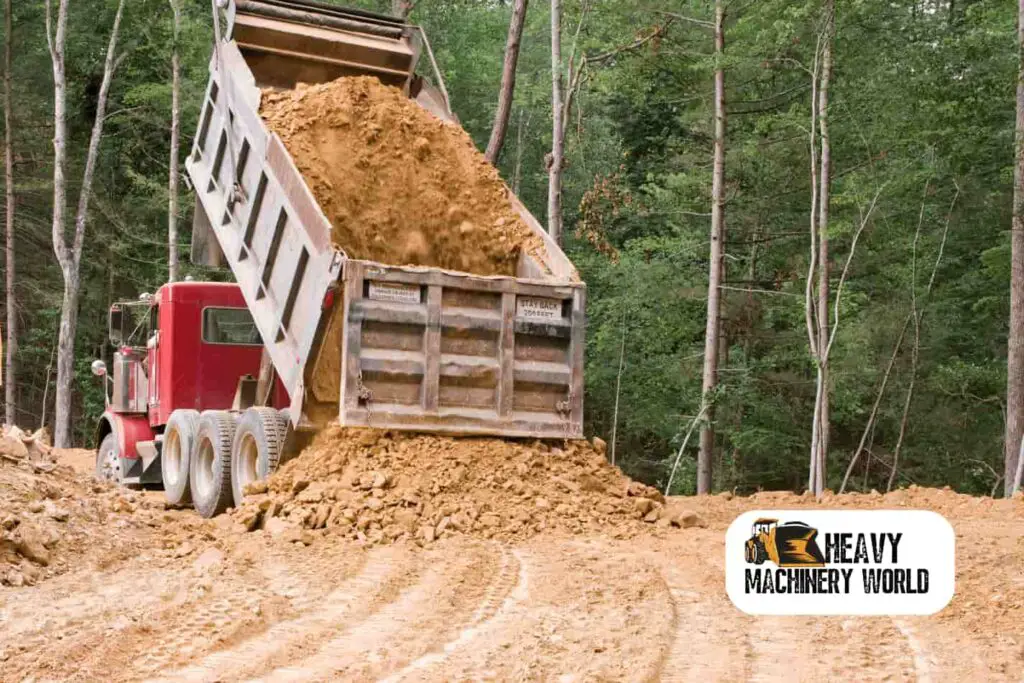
(0, 428, 205, 588)
(229, 425, 691, 546)
(260, 76, 544, 277)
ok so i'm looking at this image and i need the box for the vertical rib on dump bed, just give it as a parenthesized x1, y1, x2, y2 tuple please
(186, 1, 585, 439)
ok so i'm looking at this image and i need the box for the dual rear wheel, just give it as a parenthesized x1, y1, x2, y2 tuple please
(161, 407, 291, 518)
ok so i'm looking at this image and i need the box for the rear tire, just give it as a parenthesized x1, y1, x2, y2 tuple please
(162, 409, 200, 507)
(95, 433, 123, 484)
(231, 407, 289, 508)
(190, 411, 237, 518)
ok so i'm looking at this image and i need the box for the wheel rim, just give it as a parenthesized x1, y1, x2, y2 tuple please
(195, 438, 216, 499)
(237, 432, 259, 494)
(165, 429, 182, 487)
(98, 444, 121, 482)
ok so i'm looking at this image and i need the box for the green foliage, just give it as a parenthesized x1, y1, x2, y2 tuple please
(0, 0, 1016, 498)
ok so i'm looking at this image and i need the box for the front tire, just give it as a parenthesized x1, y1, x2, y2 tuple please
(231, 407, 289, 508)
(96, 433, 123, 483)
(190, 411, 237, 518)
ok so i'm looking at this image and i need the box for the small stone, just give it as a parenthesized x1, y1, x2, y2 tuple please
(15, 533, 50, 566)
(393, 508, 419, 533)
(172, 543, 195, 558)
(27, 500, 44, 514)
(671, 510, 706, 529)
(245, 480, 269, 496)
(45, 502, 69, 522)
(719, 491, 734, 501)
(192, 547, 225, 573)
(591, 437, 607, 456)
(633, 498, 655, 515)
(643, 509, 660, 523)
(264, 517, 294, 537)
(420, 525, 436, 542)
(480, 513, 501, 528)
(535, 497, 551, 510)
(291, 479, 310, 495)
(365, 497, 384, 512)
(371, 472, 388, 489)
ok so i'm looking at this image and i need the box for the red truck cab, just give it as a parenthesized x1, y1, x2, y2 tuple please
(94, 281, 287, 488)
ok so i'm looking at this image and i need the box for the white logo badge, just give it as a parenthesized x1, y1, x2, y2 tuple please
(725, 510, 955, 615)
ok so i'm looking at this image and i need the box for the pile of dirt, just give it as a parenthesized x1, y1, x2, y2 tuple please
(0, 429, 200, 588)
(229, 425, 696, 546)
(260, 76, 544, 277)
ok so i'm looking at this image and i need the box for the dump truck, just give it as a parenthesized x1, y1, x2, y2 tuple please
(92, 0, 586, 518)
(744, 518, 826, 568)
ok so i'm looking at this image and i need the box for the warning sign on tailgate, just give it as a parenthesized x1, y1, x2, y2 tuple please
(367, 281, 421, 305)
(517, 296, 563, 321)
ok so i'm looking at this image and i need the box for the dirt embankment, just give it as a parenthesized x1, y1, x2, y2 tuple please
(260, 76, 544, 277)
(0, 428, 213, 589)
(228, 426, 701, 546)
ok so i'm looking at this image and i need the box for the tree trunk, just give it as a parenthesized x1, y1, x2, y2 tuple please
(813, 0, 833, 494)
(1007, 0, 1024, 496)
(168, 0, 181, 282)
(512, 108, 528, 194)
(697, 0, 726, 495)
(50, 0, 126, 447)
(547, 0, 564, 244)
(485, 0, 528, 165)
(391, 0, 413, 20)
(3, 0, 14, 426)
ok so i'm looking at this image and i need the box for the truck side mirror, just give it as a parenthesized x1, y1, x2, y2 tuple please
(109, 307, 124, 345)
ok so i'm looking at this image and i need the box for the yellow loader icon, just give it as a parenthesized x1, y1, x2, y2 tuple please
(744, 518, 826, 567)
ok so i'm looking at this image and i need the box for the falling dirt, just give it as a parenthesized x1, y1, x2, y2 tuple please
(260, 76, 545, 277)
(3, 437, 1022, 680)
(227, 426, 684, 546)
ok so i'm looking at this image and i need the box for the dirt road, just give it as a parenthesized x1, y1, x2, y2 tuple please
(1, 449, 1022, 681)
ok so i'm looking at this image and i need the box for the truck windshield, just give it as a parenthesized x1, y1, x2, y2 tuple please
(202, 307, 262, 346)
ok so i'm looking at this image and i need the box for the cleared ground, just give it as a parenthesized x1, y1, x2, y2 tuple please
(1, 448, 1022, 682)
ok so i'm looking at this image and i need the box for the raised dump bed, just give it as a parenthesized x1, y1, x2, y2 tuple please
(186, 0, 585, 439)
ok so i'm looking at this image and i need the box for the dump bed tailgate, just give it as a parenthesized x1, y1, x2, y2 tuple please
(339, 261, 584, 439)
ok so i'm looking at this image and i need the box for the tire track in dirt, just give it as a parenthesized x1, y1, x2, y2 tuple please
(406, 539, 671, 682)
(254, 539, 502, 682)
(653, 537, 751, 682)
(892, 618, 935, 682)
(133, 540, 364, 678)
(377, 545, 528, 682)
(151, 545, 408, 683)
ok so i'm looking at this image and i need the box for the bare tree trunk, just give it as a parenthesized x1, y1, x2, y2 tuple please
(48, 0, 126, 447)
(512, 108, 529, 194)
(485, 0, 528, 165)
(547, 0, 564, 244)
(391, 0, 414, 19)
(46, 0, 70, 444)
(1013, 434, 1024, 495)
(814, 0, 833, 494)
(40, 338, 56, 431)
(805, 39, 821, 495)
(610, 306, 626, 467)
(1007, 0, 1024, 496)
(3, 0, 14, 426)
(168, 0, 181, 282)
(697, 0, 726, 495)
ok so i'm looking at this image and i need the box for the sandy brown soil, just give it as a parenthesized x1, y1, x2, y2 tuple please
(260, 76, 543, 278)
(1, 444, 1022, 681)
